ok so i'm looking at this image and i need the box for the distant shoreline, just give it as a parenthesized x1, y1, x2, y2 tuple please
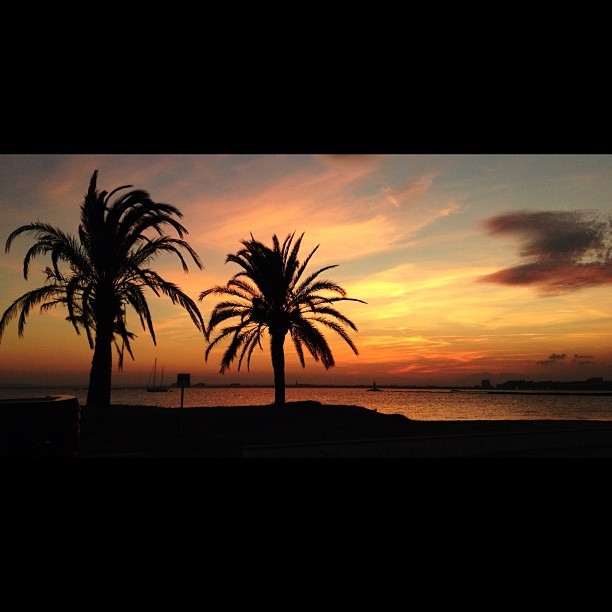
(3, 378, 612, 393)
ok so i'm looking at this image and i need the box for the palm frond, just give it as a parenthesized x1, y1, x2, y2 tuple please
(311, 316, 360, 355)
(291, 243, 320, 289)
(0, 285, 65, 342)
(219, 326, 250, 373)
(237, 326, 266, 371)
(199, 285, 253, 302)
(291, 332, 307, 368)
(291, 320, 335, 368)
(305, 304, 360, 332)
(297, 276, 344, 298)
(207, 304, 251, 336)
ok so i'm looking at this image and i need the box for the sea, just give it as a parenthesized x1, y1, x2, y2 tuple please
(1, 385, 612, 421)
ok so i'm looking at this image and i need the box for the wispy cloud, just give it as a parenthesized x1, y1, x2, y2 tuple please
(381, 173, 436, 208)
(188, 163, 454, 266)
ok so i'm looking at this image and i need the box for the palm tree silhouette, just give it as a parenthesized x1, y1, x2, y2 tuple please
(199, 232, 365, 406)
(0, 170, 205, 409)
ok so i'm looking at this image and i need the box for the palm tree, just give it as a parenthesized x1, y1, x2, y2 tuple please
(0, 169, 206, 409)
(199, 232, 365, 406)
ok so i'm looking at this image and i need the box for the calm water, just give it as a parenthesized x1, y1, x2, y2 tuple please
(1, 385, 612, 421)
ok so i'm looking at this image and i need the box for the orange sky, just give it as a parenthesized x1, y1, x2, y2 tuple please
(1, 154, 612, 387)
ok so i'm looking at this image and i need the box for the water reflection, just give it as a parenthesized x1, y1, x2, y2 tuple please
(1, 386, 611, 420)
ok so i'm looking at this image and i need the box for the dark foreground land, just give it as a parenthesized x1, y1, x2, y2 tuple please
(78, 401, 612, 457)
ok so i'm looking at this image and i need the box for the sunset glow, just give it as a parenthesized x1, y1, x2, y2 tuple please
(2, 153, 612, 388)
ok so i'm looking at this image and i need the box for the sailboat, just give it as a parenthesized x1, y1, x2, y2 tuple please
(366, 380, 383, 392)
(146, 358, 170, 392)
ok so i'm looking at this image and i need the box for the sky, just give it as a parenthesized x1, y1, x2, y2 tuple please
(1, 153, 611, 388)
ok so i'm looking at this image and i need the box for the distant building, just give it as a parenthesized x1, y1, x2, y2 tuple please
(586, 377, 604, 389)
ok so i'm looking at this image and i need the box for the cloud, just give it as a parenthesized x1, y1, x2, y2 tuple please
(319, 154, 381, 168)
(573, 353, 595, 365)
(534, 353, 596, 367)
(479, 210, 612, 294)
(382, 174, 436, 208)
(190, 162, 453, 266)
(536, 352, 567, 366)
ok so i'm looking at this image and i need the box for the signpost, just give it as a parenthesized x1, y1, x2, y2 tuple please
(176, 373, 191, 406)
(176, 374, 190, 434)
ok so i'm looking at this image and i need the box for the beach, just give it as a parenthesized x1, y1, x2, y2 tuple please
(77, 401, 612, 457)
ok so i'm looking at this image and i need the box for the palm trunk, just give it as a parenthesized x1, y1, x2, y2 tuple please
(270, 330, 287, 407)
(86, 313, 114, 409)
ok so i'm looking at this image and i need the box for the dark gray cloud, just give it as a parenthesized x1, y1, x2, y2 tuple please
(573, 353, 595, 365)
(479, 210, 612, 294)
(536, 352, 567, 366)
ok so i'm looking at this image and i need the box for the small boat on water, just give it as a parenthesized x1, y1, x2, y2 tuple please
(367, 381, 383, 392)
(146, 358, 170, 393)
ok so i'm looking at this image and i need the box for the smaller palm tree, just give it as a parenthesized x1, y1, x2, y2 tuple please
(199, 232, 365, 406)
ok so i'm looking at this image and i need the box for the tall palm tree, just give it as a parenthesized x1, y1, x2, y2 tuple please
(199, 232, 365, 406)
(0, 169, 206, 409)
